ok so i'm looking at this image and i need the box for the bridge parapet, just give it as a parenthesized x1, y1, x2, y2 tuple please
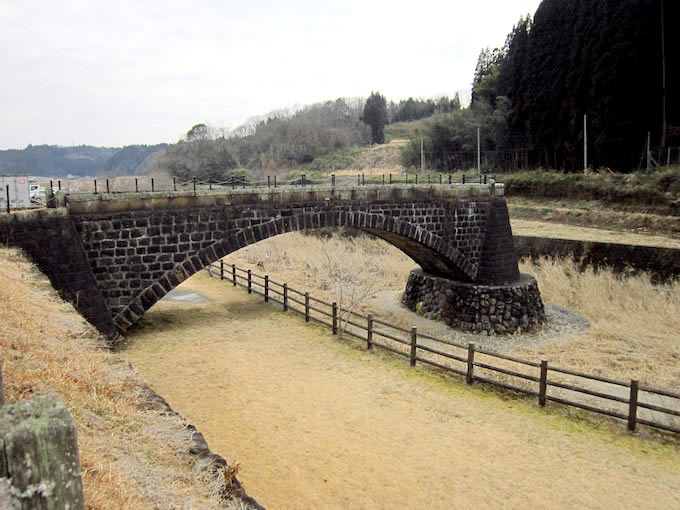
(57, 183, 504, 215)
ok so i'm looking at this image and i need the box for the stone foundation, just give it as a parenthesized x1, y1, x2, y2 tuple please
(402, 269, 546, 335)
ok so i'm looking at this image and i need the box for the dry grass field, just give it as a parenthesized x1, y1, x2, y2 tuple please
(123, 272, 680, 509)
(223, 230, 680, 391)
(0, 248, 247, 509)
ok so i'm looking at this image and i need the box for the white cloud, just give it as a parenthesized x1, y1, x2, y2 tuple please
(0, 0, 541, 148)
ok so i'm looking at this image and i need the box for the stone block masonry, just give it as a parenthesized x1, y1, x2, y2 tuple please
(402, 269, 545, 335)
(0, 184, 524, 341)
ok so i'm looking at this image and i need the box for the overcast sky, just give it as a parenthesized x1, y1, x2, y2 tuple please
(0, 0, 541, 149)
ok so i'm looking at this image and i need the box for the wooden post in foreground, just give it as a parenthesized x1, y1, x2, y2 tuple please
(332, 302, 338, 334)
(628, 380, 639, 432)
(0, 395, 85, 509)
(539, 360, 548, 407)
(466, 343, 476, 384)
(410, 327, 417, 366)
(367, 314, 373, 350)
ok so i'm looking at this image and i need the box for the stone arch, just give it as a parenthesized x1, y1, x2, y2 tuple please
(112, 211, 473, 333)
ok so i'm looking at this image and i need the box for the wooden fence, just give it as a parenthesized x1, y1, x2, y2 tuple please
(209, 262, 680, 437)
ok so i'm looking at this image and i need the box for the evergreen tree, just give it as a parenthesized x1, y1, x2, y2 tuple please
(363, 91, 388, 144)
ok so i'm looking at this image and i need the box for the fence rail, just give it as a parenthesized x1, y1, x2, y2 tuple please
(61, 173, 499, 196)
(208, 262, 680, 437)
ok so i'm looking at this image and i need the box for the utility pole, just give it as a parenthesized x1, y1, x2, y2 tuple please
(420, 136, 424, 173)
(647, 131, 651, 171)
(477, 127, 481, 175)
(583, 114, 588, 171)
(661, 0, 667, 147)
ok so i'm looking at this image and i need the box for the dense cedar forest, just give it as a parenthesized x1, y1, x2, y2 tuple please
(472, 0, 679, 171)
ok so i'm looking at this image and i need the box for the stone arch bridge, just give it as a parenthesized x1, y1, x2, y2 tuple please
(0, 183, 520, 343)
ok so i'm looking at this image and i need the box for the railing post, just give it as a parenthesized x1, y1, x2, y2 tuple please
(362, 174, 365, 185)
(332, 302, 338, 334)
(382, 174, 385, 185)
(58, 180, 61, 190)
(135, 178, 139, 192)
(305, 292, 310, 322)
(94, 179, 97, 194)
(389, 174, 392, 185)
(628, 380, 639, 432)
(5, 185, 9, 214)
(462, 174, 466, 184)
(331, 174, 335, 187)
(274, 175, 277, 188)
(406, 174, 409, 184)
(466, 342, 476, 384)
(209, 179, 212, 191)
(539, 360, 548, 407)
(410, 327, 417, 366)
(247, 269, 252, 293)
(415, 174, 418, 185)
(268, 175, 271, 188)
(357, 174, 360, 186)
(193, 177, 197, 191)
(448, 174, 452, 184)
(232, 264, 237, 286)
(264, 275, 269, 302)
(483, 174, 487, 184)
(173, 177, 177, 191)
(151, 178, 155, 192)
(283, 283, 288, 311)
(220, 260, 224, 280)
(367, 314, 373, 350)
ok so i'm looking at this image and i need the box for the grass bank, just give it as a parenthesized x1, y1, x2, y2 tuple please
(0, 248, 252, 509)
(502, 168, 680, 215)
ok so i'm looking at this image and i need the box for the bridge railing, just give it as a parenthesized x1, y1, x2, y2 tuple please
(63, 173, 499, 195)
(208, 261, 680, 438)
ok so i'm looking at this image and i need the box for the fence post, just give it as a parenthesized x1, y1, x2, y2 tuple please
(410, 327, 417, 366)
(448, 174, 452, 184)
(305, 293, 310, 322)
(232, 264, 237, 286)
(5, 185, 9, 214)
(94, 179, 97, 194)
(332, 302, 338, 334)
(274, 175, 277, 188)
(331, 174, 335, 187)
(192, 177, 197, 191)
(628, 380, 639, 432)
(58, 180, 61, 191)
(539, 360, 548, 407)
(466, 343, 476, 384)
(415, 174, 418, 185)
(367, 314, 373, 350)
(268, 175, 271, 188)
(264, 275, 269, 302)
(220, 260, 224, 280)
(106, 179, 110, 193)
(357, 174, 360, 186)
(462, 175, 466, 185)
(362, 174, 365, 185)
(135, 178, 139, 192)
(382, 174, 385, 185)
(389, 174, 392, 185)
(173, 177, 177, 191)
(247, 270, 252, 293)
(283, 284, 288, 311)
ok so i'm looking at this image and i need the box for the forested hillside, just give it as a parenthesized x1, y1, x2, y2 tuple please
(472, 0, 679, 171)
(0, 144, 167, 177)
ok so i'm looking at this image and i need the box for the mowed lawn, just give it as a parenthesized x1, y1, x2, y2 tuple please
(122, 272, 680, 510)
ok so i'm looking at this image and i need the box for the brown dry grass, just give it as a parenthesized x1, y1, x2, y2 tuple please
(507, 196, 680, 239)
(0, 248, 239, 509)
(332, 140, 408, 176)
(225, 231, 680, 390)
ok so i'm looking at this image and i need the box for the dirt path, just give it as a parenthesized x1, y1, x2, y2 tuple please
(511, 219, 680, 248)
(121, 273, 680, 509)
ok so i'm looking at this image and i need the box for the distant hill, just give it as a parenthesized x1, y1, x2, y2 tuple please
(0, 144, 167, 177)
